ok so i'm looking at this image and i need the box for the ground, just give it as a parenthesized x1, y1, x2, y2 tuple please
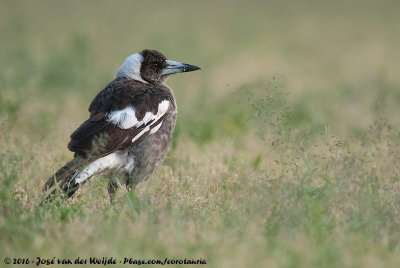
(1, 1, 400, 267)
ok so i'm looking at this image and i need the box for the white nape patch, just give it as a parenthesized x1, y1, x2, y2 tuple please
(74, 153, 121, 184)
(150, 121, 162, 134)
(116, 53, 148, 83)
(107, 100, 170, 131)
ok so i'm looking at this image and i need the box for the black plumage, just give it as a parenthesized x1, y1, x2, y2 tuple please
(68, 78, 173, 157)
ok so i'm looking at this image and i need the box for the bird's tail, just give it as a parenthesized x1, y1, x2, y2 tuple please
(42, 158, 85, 203)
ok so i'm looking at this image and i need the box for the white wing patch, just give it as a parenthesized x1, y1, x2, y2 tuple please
(131, 126, 151, 143)
(150, 121, 163, 134)
(107, 100, 169, 131)
(107, 106, 138, 129)
(130, 100, 169, 142)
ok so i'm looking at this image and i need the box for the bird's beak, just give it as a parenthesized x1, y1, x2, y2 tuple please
(161, 60, 201, 75)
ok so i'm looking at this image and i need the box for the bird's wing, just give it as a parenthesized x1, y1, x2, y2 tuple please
(68, 79, 170, 160)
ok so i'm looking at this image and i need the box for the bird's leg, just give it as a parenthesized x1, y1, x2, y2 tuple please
(107, 173, 131, 202)
(107, 179, 119, 203)
(125, 173, 140, 192)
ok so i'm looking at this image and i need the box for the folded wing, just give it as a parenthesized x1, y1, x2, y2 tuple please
(68, 80, 170, 161)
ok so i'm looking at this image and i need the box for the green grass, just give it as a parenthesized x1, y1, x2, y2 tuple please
(1, 0, 400, 267)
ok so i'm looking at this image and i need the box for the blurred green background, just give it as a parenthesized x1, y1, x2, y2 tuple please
(1, 1, 400, 267)
(2, 0, 400, 139)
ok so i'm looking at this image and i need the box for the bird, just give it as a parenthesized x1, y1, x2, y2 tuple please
(43, 49, 200, 201)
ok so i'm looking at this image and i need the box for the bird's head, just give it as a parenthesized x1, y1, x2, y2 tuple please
(116, 49, 201, 84)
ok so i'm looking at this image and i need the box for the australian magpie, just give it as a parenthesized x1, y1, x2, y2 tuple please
(43, 49, 200, 201)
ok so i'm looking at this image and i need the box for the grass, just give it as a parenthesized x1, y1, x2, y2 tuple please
(1, 0, 400, 267)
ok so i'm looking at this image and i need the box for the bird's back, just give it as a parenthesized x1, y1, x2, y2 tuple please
(68, 78, 176, 160)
